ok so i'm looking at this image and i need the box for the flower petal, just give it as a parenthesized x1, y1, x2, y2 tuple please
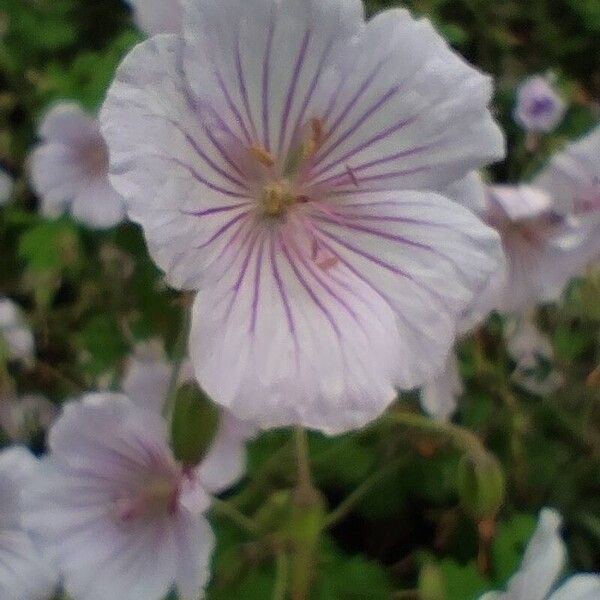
(182, 0, 364, 154)
(549, 575, 600, 600)
(101, 34, 255, 289)
(420, 352, 462, 421)
(504, 508, 566, 600)
(127, 0, 183, 35)
(307, 9, 504, 192)
(71, 179, 126, 229)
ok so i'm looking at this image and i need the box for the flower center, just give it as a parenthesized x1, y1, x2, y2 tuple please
(115, 477, 179, 522)
(261, 179, 298, 217)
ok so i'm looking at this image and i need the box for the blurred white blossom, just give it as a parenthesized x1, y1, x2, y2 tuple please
(0, 394, 57, 442)
(30, 103, 125, 229)
(0, 297, 35, 366)
(0, 447, 58, 600)
(25, 392, 251, 600)
(479, 508, 600, 600)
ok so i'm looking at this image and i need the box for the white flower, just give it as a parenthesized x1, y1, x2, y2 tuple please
(0, 168, 14, 205)
(420, 353, 463, 421)
(30, 103, 125, 229)
(0, 447, 58, 600)
(480, 508, 600, 600)
(126, 0, 183, 35)
(0, 298, 35, 366)
(514, 76, 566, 133)
(25, 392, 250, 600)
(534, 124, 600, 244)
(0, 394, 58, 443)
(101, 0, 504, 434)
(485, 185, 592, 313)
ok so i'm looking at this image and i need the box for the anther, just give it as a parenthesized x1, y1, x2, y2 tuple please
(249, 145, 276, 167)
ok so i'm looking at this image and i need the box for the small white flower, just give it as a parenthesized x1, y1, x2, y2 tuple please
(101, 0, 504, 434)
(534, 124, 600, 251)
(126, 0, 183, 35)
(0, 394, 58, 443)
(29, 103, 125, 229)
(0, 447, 58, 600)
(479, 508, 600, 600)
(25, 392, 250, 600)
(514, 76, 566, 134)
(0, 168, 14, 205)
(485, 185, 592, 313)
(0, 298, 35, 366)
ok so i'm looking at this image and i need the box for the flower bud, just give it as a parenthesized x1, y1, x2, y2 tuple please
(170, 383, 220, 466)
(457, 453, 505, 520)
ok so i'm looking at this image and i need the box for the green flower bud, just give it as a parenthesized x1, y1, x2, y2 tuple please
(457, 453, 505, 520)
(170, 383, 220, 466)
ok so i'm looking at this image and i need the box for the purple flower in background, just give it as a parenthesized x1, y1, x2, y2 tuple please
(126, 0, 183, 35)
(25, 392, 250, 600)
(101, 0, 505, 434)
(0, 447, 58, 600)
(514, 75, 566, 133)
(30, 103, 126, 229)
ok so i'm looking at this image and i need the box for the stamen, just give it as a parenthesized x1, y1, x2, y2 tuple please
(249, 145, 276, 167)
(262, 180, 297, 217)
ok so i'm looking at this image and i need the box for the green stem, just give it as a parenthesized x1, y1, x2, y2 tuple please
(294, 427, 313, 492)
(163, 299, 192, 419)
(387, 411, 488, 460)
(272, 551, 290, 600)
(325, 457, 406, 528)
(211, 498, 260, 536)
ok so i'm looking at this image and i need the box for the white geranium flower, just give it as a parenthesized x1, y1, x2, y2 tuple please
(126, 0, 183, 35)
(0, 447, 57, 600)
(420, 352, 463, 421)
(30, 103, 125, 229)
(25, 392, 251, 600)
(485, 185, 592, 313)
(101, 0, 504, 434)
(514, 76, 566, 134)
(0, 298, 35, 366)
(0, 169, 14, 205)
(480, 508, 600, 600)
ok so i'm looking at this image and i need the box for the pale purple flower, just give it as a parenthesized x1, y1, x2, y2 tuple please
(420, 353, 462, 421)
(484, 185, 592, 313)
(0, 447, 58, 600)
(101, 0, 504, 433)
(514, 76, 566, 133)
(30, 103, 125, 229)
(126, 0, 183, 35)
(0, 298, 35, 366)
(479, 509, 600, 600)
(0, 394, 58, 443)
(534, 125, 600, 246)
(25, 392, 250, 600)
(0, 168, 13, 205)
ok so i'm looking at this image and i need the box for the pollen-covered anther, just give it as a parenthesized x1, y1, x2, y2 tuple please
(262, 179, 297, 217)
(249, 145, 276, 167)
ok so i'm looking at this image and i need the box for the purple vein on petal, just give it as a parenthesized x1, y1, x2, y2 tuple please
(235, 33, 259, 142)
(277, 29, 312, 156)
(180, 204, 252, 218)
(270, 234, 296, 335)
(314, 83, 406, 167)
(326, 166, 430, 191)
(250, 237, 266, 333)
(193, 210, 252, 251)
(262, 7, 276, 151)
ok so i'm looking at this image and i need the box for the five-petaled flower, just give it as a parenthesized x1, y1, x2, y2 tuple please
(101, 0, 505, 433)
(25, 392, 249, 600)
